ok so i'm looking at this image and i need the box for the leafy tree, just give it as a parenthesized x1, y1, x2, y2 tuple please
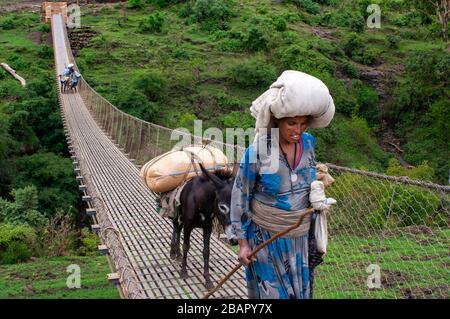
(411, 0, 449, 43)
(12, 153, 78, 216)
(0, 185, 47, 227)
(0, 223, 36, 264)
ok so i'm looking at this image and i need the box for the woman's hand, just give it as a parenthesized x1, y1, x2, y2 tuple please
(238, 239, 256, 266)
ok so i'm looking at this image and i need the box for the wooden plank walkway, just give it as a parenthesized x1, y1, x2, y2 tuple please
(51, 13, 247, 299)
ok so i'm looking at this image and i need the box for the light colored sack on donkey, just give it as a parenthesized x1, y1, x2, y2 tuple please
(139, 145, 228, 193)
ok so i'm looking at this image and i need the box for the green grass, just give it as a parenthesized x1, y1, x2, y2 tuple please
(314, 228, 450, 299)
(0, 256, 120, 299)
(226, 228, 449, 299)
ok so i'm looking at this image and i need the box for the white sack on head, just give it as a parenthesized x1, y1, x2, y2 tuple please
(250, 70, 335, 130)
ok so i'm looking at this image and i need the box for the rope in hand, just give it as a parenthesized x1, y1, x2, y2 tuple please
(203, 207, 315, 299)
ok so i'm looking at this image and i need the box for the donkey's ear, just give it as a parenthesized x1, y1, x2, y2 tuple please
(198, 162, 224, 188)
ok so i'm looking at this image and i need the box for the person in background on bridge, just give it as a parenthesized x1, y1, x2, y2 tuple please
(62, 63, 74, 78)
(58, 63, 74, 92)
(230, 70, 335, 299)
(70, 70, 81, 91)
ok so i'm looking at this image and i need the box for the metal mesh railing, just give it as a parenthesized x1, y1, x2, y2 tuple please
(61, 22, 450, 299)
(313, 164, 449, 299)
(76, 75, 450, 298)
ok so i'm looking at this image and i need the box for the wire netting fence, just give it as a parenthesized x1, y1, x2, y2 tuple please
(67, 31, 450, 299)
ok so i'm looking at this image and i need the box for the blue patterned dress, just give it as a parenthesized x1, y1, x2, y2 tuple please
(230, 132, 317, 299)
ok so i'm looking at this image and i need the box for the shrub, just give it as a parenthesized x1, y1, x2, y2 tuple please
(386, 158, 435, 182)
(308, 39, 344, 60)
(217, 38, 244, 52)
(272, 16, 288, 32)
(341, 61, 360, 78)
(375, 183, 443, 227)
(127, 0, 143, 9)
(0, 223, 36, 264)
(229, 58, 277, 88)
(279, 44, 336, 75)
(244, 25, 269, 51)
(38, 23, 51, 33)
(172, 47, 189, 59)
(191, 0, 233, 31)
(0, 81, 26, 101)
(221, 111, 255, 130)
(281, 31, 299, 45)
(0, 18, 15, 30)
(0, 186, 48, 227)
(113, 86, 157, 122)
(13, 153, 78, 216)
(34, 213, 77, 257)
(342, 33, 364, 57)
(342, 34, 379, 65)
(133, 71, 167, 101)
(138, 12, 165, 33)
(292, 0, 321, 15)
(386, 34, 401, 49)
(348, 13, 365, 32)
(215, 92, 241, 110)
(38, 45, 53, 59)
(358, 47, 379, 65)
(77, 227, 100, 256)
(145, 0, 170, 7)
(350, 80, 380, 126)
(6, 54, 30, 71)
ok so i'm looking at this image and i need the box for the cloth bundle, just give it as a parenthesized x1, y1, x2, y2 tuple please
(158, 180, 189, 221)
(251, 199, 312, 238)
(316, 163, 335, 188)
(309, 180, 337, 254)
(250, 70, 335, 131)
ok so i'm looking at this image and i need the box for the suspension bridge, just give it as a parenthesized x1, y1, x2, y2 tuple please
(51, 13, 247, 299)
(50, 10, 449, 299)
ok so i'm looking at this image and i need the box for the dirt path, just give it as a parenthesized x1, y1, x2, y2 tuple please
(0, 0, 126, 13)
(0, 0, 42, 13)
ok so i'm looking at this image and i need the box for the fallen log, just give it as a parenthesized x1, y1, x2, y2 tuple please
(1, 62, 26, 87)
(388, 141, 403, 153)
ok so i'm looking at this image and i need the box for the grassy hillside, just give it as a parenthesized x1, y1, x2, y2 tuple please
(0, 255, 120, 298)
(65, 0, 449, 182)
(0, 0, 447, 299)
(0, 10, 116, 299)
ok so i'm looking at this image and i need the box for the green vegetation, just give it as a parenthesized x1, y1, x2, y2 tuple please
(70, 0, 448, 184)
(314, 228, 449, 299)
(0, 255, 120, 298)
(0, 0, 448, 299)
(0, 11, 114, 298)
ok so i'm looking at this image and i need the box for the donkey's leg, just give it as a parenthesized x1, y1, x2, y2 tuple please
(170, 219, 182, 260)
(180, 227, 192, 279)
(203, 225, 213, 289)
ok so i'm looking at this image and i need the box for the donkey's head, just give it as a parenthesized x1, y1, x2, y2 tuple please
(199, 163, 238, 246)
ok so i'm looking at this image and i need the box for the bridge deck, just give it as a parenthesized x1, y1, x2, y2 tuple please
(51, 14, 247, 299)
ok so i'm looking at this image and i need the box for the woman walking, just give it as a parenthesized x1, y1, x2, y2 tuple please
(230, 70, 335, 299)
